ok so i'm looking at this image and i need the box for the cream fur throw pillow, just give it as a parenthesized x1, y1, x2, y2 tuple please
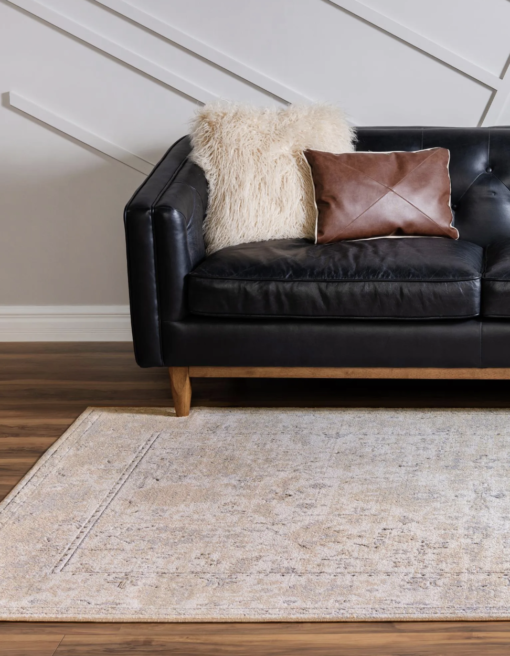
(190, 103, 355, 253)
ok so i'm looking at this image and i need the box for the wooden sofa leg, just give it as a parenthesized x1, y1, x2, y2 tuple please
(168, 367, 192, 417)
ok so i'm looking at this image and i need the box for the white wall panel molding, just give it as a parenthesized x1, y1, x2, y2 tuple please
(481, 73, 510, 127)
(94, 0, 309, 104)
(328, 0, 510, 126)
(0, 306, 132, 341)
(8, 92, 154, 174)
(5, 0, 216, 104)
(2, 0, 509, 319)
(328, 0, 500, 89)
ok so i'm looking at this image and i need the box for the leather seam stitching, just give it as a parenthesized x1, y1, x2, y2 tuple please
(455, 172, 484, 206)
(491, 172, 510, 195)
(488, 129, 491, 172)
(321, 186, 389, 239)
(327, 151, 438, 238)
(185, 311, 481, 320)
(186, 190, 196, 264)
(479, 315, 483, 367)
(189, 276, 481, 283)
(149, 206, 164, 361)
(481, 126, 491, 366)
(124, 135, 188, 210)
(153, 159, 188, 208)
(482, 277, 510, 281)
(378, 187, 454, 238)
(156, 193, 204, 264)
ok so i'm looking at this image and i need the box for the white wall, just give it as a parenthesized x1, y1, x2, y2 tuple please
(1, 0, 510, 339)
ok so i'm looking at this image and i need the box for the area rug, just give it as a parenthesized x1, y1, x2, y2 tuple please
(1, 407, 510, 621)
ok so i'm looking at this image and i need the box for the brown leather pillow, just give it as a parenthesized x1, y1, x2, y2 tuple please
(304, 148, 458, 243)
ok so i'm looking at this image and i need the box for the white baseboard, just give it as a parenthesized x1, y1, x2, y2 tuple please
(0, 306, 132, 341)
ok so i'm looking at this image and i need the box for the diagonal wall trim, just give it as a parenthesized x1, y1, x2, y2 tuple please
(8, 92, 154, 175)
(328, 0, 510, 126)
(6, 0, 216, 104)
(0, 306, 132, 341)
(94, 0, 308, 104)
(328, 0, 501, 90)
(481, 73, 510, 126)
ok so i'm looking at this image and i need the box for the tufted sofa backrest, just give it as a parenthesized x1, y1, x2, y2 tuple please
(356, 127, 510, 247)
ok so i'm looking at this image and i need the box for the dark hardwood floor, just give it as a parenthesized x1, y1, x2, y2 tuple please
(2, 342, 510, 655)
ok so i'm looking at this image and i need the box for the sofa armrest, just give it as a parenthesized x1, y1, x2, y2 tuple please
(124, 136, 208, 367)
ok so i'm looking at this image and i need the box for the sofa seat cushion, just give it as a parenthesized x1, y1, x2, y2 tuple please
(188, 238, 483, 319)
(482, 240, 510, 317)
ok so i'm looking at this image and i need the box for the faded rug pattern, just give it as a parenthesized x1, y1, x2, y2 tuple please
(1, 407, 509, 621)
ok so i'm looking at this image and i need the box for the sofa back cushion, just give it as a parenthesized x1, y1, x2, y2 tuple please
(356, 127, 510, 247)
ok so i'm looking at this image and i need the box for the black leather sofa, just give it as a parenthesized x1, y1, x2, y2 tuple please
(124, 127, 510, 416)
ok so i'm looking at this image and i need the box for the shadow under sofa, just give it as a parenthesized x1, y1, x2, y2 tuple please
(124, 127, 510, 416)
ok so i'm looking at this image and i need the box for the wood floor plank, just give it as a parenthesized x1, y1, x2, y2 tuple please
(0, 457, 40, 476)
(0, 634, 64, 655)
(2, 343, 510, 654)
(48, 630, 510, 656)
(0, 438, 55, 455)
(0, 620, 507, 634)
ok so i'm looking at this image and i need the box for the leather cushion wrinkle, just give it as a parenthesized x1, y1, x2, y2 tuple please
(188, 237, 483, 319)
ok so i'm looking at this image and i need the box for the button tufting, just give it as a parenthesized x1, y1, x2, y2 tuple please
(487, 167, 493, 173)
(452, 204, 457, 210)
